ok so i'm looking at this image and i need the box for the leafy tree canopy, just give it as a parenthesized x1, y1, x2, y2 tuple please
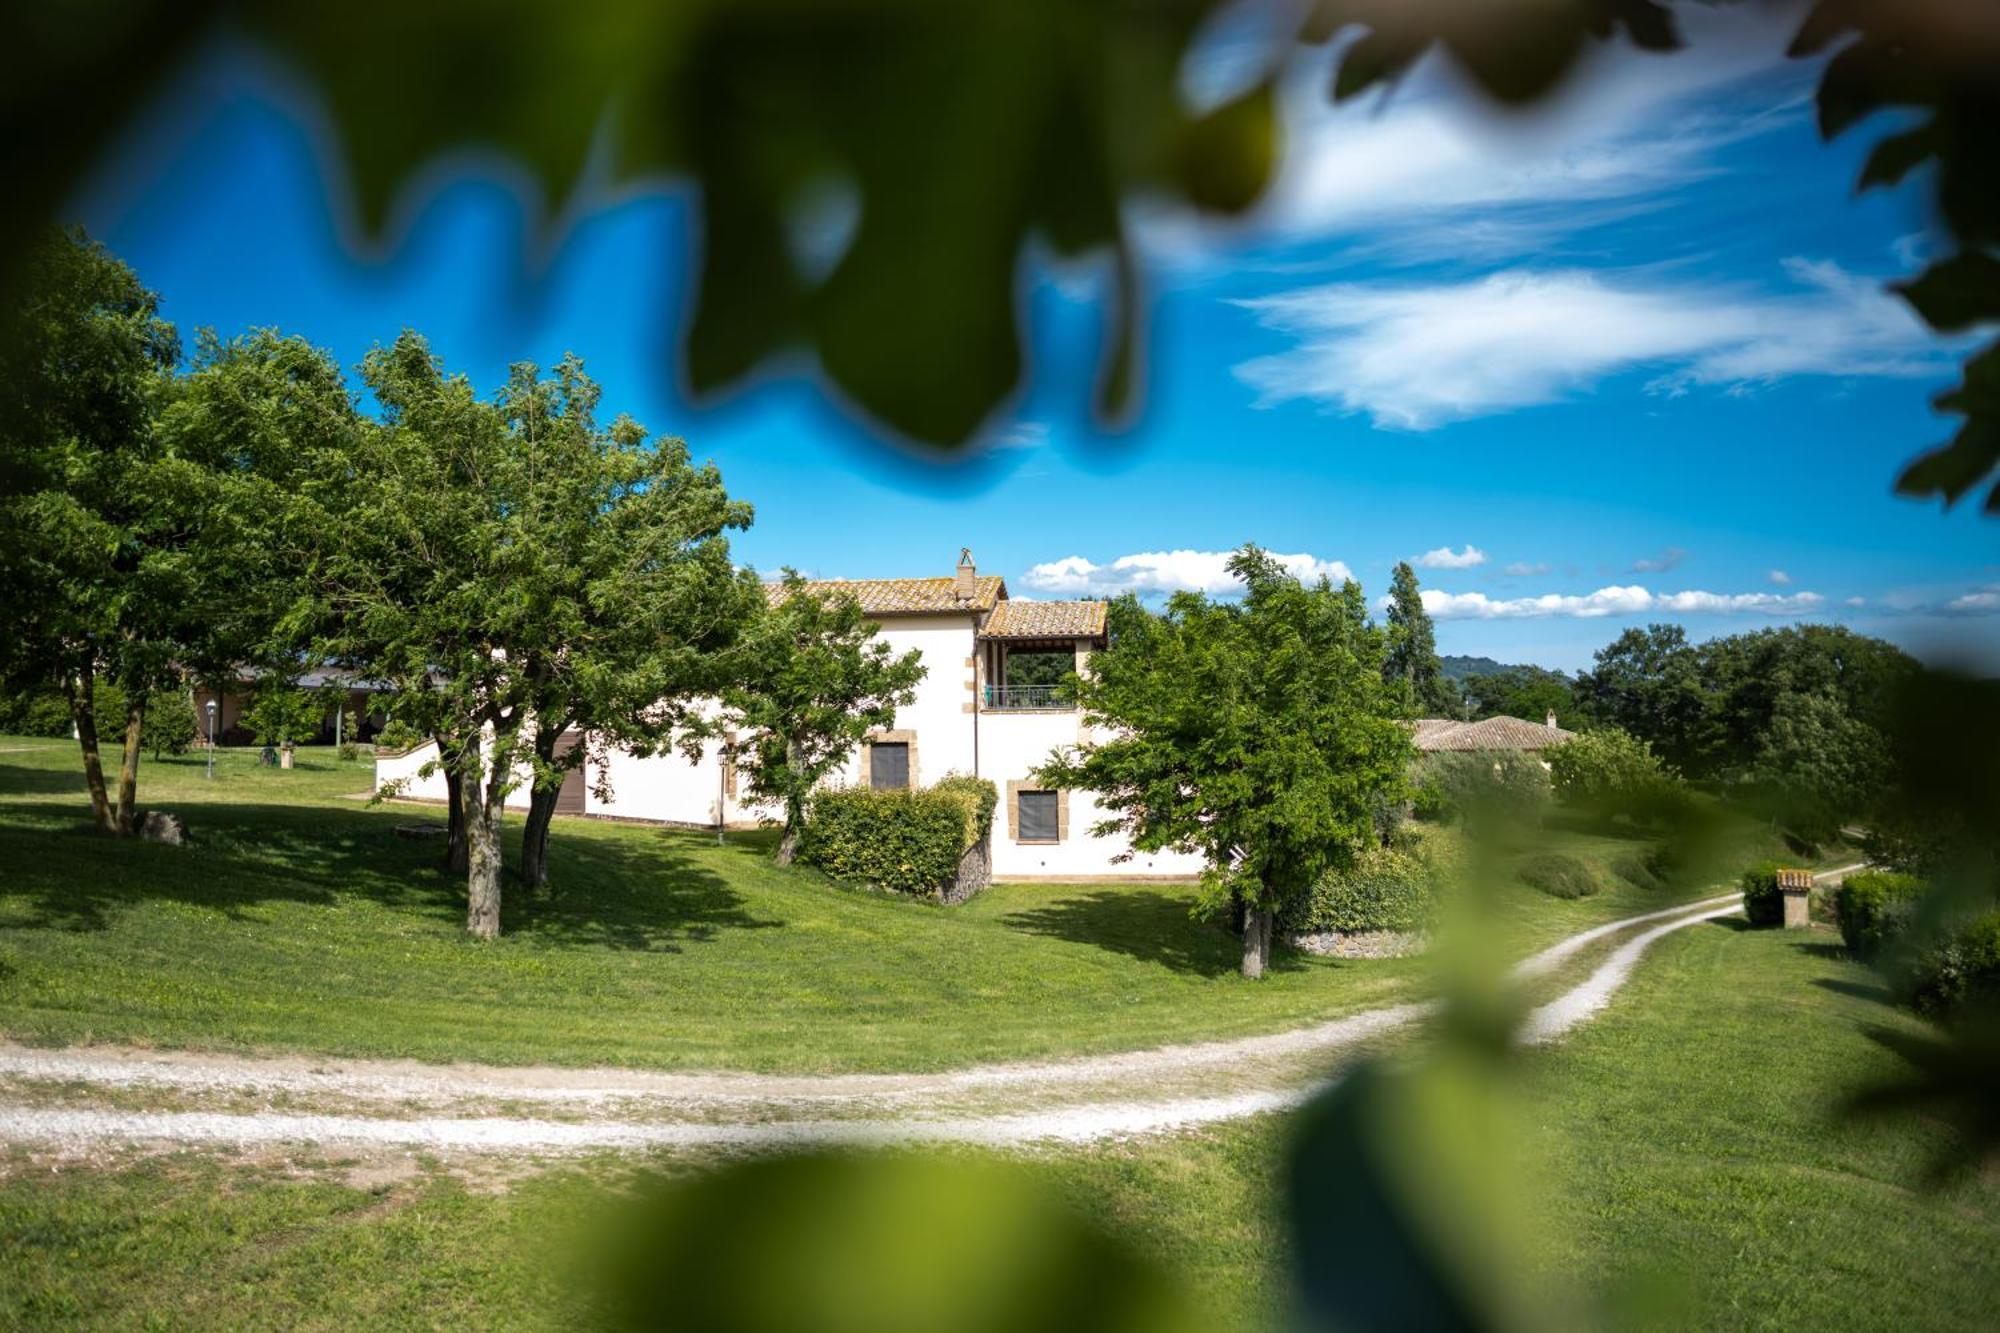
(1037, 546, 1412, 978)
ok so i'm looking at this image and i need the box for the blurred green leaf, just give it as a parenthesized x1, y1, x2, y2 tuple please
(590, 1151, 1207, 1333)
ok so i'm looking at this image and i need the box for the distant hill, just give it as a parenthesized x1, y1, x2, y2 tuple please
(1440, 654, 1534, 682)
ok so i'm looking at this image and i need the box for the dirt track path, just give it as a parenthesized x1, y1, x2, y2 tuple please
(0, 867, 1862, 1155)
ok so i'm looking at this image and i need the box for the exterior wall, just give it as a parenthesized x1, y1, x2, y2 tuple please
(371, 737, 534, 811)
(370, 608, 1207, 880)
(979, 708, 1205, 881)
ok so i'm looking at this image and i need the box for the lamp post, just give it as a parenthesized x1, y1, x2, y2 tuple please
(205, 699, 218, 780)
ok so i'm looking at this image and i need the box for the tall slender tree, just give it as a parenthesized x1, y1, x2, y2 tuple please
(1038, 547, 1411, 978)
(1382, 561, 1457, 717)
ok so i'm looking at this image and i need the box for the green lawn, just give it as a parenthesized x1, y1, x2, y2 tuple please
(0, 736, 1833, 1074)
(2, 737, 1430, 1074)
(3, 908, 1992, 1329)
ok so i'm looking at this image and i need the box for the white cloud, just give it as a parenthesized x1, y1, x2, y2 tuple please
(1503, 561, 1552, 578)
(1769, 569, 1792, 585)
(1233, 260, 1949, 430)
(1632, 547, 1687, 574)
(1402, 584, 1825, 620)
(1846, 596, 1868, 607)
(1947, 590, 2000, 615)
(1414, 544, 1487, 570)
(1022, 549, 1352, 597)
(989, 420, 1049, 451)
(1152, 2, 1810, 267)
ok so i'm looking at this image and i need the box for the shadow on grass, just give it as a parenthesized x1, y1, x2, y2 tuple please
(0, 786, 779, 953)
(1000, 888, 1302, 979)
(0, 760, 92, 799)
(1814, 976, 1896, 1006)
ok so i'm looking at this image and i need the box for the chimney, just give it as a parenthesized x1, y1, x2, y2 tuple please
(955, 548, 977, 602)
(1546, 709, 1559, 730)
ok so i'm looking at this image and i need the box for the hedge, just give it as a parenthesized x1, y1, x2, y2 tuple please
(1280, 831, 1442, 936)
(1740, 861, 1785, 927)
(1517, 852, 1600, 900)
(1834, 870, 1927, 961)
(800, 777, 998, 898)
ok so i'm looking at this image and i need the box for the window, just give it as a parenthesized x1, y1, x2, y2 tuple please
(1017, 790, 1059, 842)
(869, 741, 911, 790)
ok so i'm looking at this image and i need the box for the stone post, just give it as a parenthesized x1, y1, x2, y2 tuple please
(1777, 868, 1813, 929)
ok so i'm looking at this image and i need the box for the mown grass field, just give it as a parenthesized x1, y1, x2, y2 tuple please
(0, 735, 1821, 1075)
(3, 903, 1992, 1328)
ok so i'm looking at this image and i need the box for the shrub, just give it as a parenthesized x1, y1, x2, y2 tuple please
(1517, 852, 1601, 900)
(1740, 860, 1785, 927)
(800, 778, 996, 897)
(929, 772, 998, 847)
(1835, 870, 1927, 960)
(1546, 728, 1691, 828)
(1280, 834, 1441, 936)
(1907, 911, 2000, 1018)
(1414, 751, 1550, 828)
(375, 720, 423, 752)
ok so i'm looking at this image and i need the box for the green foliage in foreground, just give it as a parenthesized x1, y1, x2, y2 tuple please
(800, 779, 994, 898)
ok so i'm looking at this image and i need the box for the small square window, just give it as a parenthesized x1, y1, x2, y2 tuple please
(1018, 790, 1059, 842)
(869, 742, 910, 790)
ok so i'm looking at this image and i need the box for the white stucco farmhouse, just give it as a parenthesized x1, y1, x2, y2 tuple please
(374, 551, 1205, 882)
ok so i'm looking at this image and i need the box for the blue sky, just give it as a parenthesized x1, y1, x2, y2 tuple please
(75, 6, 1998, 672)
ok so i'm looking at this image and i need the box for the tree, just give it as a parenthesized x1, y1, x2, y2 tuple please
(0, 226, 221, 833)
(1460, 666, 1578, 727)
(723, 572, 926, 865)
(492, 355, 763, 889)
(1037, 547, 1412, 979)
(1575, 625, 1713, 774)
(1749, 690, 1891, 846)
(1545, 727, 1687, 828)
(1382, 562, 1457, 717)
(314, 335, 760, 933)
(241, 676, 324, 748)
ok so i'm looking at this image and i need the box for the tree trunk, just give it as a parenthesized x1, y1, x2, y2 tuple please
(775, 800, 803, 866)
(464, 732, 506, 940)
(65, 665, 115, 833)
(114, 696, 145, 835)
(1241, 907, 1274, 980)
(520, 785, 557, 889)
(518, 721, 564, 890)
(438, 734, 469, 875)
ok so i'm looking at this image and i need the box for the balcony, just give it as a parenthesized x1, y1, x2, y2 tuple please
(983, 683, 1075, 711)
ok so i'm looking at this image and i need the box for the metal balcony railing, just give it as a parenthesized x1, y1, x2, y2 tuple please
(983, 683, 1074, 711)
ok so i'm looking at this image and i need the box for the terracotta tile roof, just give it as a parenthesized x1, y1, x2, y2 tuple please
(1410, 715, 1577, 752)
(979, 599, 1107, 640)
(765, 575, 1005, 616)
